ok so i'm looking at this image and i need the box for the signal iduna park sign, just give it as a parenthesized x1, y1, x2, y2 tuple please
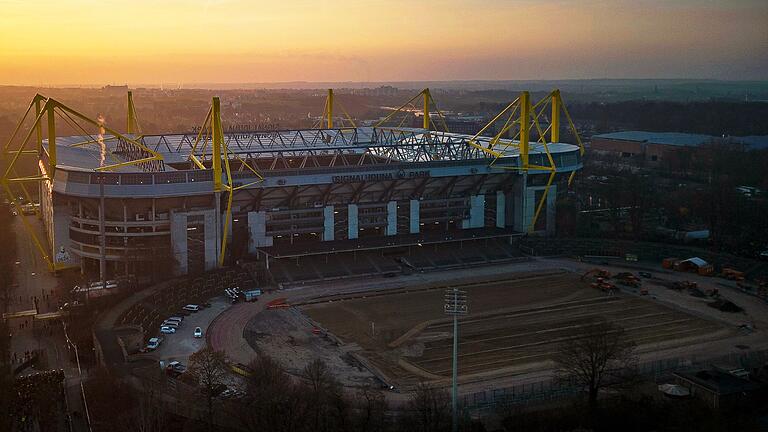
(332, 169, 431, 183)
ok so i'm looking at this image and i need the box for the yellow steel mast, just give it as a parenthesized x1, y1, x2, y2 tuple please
(467, 89, 584, 233)
(127, 91, 140, 134)
(2, 94, 163, 271)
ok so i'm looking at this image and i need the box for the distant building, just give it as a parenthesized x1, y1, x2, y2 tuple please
(673, 367, 764, 409)
(349, 86, 399, 97)
(590, 131, 768, 165)
(443, 116, 486, 135)
(407, 114, 486, 135)
(102, 85, 129, 92)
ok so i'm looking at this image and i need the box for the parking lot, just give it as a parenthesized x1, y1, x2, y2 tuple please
(151, 297, 231, 365)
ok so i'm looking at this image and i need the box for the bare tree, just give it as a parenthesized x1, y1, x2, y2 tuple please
(301, 358, 346, 432)
(136, 380, 167, 432)
(0, 320, 15, 432)
(353, 385, 388, 432)
(303, 358, 331, 394)
(188, 347, 229, 429)
(553, 318, 637, 414)
(234, 355, 307, 432)
(400, 382, 451, 432)
(83, 367, 137, 432)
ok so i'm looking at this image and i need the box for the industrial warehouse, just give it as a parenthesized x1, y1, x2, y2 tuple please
(2, 90, 583, 282)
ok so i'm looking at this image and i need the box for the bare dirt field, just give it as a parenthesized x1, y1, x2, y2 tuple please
(242, 307, 379, 387)
(300, 269, 732, 388)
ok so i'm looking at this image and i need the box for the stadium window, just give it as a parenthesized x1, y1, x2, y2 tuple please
(650, 155, 658, 161)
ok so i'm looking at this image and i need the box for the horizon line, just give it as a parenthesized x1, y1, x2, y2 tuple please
(2, 77, 766, 90)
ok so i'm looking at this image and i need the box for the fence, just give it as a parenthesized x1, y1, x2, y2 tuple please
(463, 348, 768, 412)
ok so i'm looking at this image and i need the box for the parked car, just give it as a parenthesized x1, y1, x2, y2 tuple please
(166, 361, 186, 373)
(638, 271, 652, 278)
(161, 321, 180, 328)
(166, 316, 183, 323)
(194, 327, 203, 338)
(160, 326, 176, 334)
(218, 388, 236, 399)
(146, 337, 161, 350)
(183, 304, 200, 312)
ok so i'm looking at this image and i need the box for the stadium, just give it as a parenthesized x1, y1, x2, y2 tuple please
(2, 89, 584, 281)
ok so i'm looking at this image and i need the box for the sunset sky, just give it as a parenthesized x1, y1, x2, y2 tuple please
(0, 0, 766, 85)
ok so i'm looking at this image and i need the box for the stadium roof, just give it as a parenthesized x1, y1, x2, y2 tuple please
(44, 127, 581, 172)
(593, 131, 768, 150)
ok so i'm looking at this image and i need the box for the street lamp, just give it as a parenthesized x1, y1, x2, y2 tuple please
(62, 322, 93, 432)
(444, 288, 467, 432)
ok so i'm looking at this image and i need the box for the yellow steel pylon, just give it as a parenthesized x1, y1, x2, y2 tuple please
(373, 88, 449, 132)
(127, 91, 141, 135)
(188, 97, 264, 267)
(468, 89, 584, 232)
(1, 94, 163, 271)
(318, 89, 356, 129)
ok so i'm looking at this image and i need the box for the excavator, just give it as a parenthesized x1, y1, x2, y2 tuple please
(591, 278, 618, 294)
(581, 268, 611, 281)
(614, 272, 642, 288)
(721, 268, 745, 282)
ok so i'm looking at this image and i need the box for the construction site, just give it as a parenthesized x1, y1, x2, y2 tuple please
(240, 263, 741, 390)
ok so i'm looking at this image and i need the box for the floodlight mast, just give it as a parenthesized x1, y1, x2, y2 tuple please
(444, 288, 467, 432)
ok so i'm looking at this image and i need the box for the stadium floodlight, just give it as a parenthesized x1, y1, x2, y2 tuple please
(444, 288, 467, 432)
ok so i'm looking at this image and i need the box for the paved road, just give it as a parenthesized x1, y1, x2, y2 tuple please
(5, 214, 87, 431)
(153, 297, 231, 366)
(7, 215, 68, 367)
(208, 296, 272, 366)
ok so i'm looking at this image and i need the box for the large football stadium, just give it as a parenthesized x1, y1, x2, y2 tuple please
(2, 89, 583, 281)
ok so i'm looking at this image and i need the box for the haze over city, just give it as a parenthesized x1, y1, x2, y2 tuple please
(1, 0, 766, 85)
(2, 1, 768, 432)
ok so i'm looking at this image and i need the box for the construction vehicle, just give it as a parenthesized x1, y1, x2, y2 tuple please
(614, 272, 641, 288)
(662, 257, 679, 269)
(581, 268, 611, 281)
(672, 280, 698, 291)
(591, 277, 617, 294)
(721, 268, 745, 282)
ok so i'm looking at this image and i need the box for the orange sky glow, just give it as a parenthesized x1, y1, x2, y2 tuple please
(0, 0, 766, 85)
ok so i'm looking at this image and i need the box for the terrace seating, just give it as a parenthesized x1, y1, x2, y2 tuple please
(258, 237, 528, 287)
